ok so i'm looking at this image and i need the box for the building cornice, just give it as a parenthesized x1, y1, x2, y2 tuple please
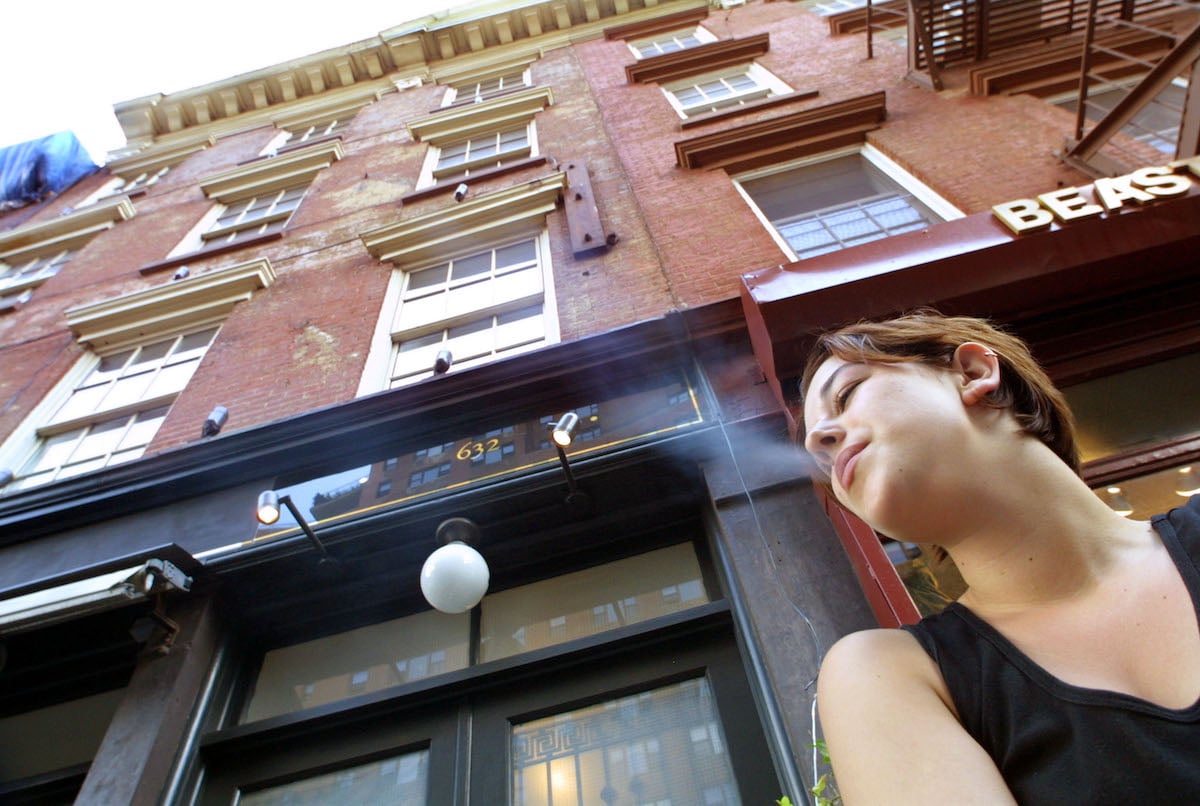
(110, 0, 704, 150)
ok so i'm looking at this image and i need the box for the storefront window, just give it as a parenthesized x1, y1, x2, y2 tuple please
(244, 610, 470, 722)
(238, 748, 430, 805)
(242, 544, 710, 722)
(512, 678, 740, 806)
(480, 544, 708, 662)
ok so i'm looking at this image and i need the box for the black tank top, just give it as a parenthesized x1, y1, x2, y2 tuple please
(904, 496, 1200, 804)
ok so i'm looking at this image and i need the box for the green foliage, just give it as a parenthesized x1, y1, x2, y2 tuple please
(807, 739, 842, 806)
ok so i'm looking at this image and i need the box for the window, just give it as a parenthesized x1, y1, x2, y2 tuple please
(79, 140, 207, 207)
(388, 239, 549, 387)
(202, 184, 307, 247)
(0, 259, 274, 493)
(433, 127, 532, 182)
(736, 146, 959, 260)
(1054, 81, 1187, 155)
(82, 167, 171, 206)
(445, 67, 530, 105)
(630, 25, 717, 58)
(277, 117, 352, 150)
(358, 174, 564, 391)
(664, 64, 789, 117)
(0, 199, 135, 308)
(0, 249, 74, 308)
(407, 86, 552, 190)
(171, 140, 343, 257)
(10, 329, 216, 490)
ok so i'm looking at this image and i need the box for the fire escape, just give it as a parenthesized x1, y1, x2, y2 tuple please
(857, 0, 1200, 175)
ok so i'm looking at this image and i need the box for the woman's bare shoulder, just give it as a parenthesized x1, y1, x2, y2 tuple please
(815, 629, 1014, 804)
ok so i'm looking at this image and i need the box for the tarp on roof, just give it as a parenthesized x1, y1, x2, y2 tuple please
(0, 132, 97, 210)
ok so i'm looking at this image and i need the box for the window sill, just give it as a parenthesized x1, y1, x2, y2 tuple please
(401, 156, 549, 205)
(680, 88, 820, 130)
(139, 231, 284, 276)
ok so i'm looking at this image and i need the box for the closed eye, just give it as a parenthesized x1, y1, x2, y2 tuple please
(834, 379, 862, 413)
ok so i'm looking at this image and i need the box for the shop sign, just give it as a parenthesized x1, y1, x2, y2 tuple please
(992, 156, 1200, 235)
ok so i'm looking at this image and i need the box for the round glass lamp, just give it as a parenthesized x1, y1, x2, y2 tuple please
(421, 542, 489, 613)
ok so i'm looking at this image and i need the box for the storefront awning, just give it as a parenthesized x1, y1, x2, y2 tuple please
(741, 186, 1200, 418)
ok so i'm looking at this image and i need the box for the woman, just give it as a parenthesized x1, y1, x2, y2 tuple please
(801, 311, 1200, 804)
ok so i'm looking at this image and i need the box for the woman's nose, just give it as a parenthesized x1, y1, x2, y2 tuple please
(803, 420, 842, 466)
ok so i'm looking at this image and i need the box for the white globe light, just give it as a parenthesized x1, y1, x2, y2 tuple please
(420, 541, 490, 613)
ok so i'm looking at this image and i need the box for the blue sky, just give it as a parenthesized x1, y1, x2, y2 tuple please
(1, 0, 460, 163)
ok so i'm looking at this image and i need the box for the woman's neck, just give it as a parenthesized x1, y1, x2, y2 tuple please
(941, 448, 1154, 612)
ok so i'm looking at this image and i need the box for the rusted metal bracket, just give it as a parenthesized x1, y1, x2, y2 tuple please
(561, 161, 616, 256)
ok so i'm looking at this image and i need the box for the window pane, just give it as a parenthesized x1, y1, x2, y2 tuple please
(239, 748, 430, 806)
(143, 358, 200, 400)
(102, 371, 156, 410)
(1065, 350, 1200, 462)
(511, 678, 741, 806)
(22, 430, 81, 474)
(479, 544, 708, 662)
(244, 610, 470, 722)
(407, 264, 449, 294)
(118, 406, 169, 451)
(73, 417, 128, 462)
(451, 251, 492, 281)
(496, 240, 537, 270)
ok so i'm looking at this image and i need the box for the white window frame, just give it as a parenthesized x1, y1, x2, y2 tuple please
(6, 327, 220, 491)
(407, 86, 553, 191)
(662, 63, 790, 118)
(628, 25, 717, 59)
(169, 140, 343, 257)
(382, 233, 557, 388)
(442, 67, 532, 107)
(0, 259, 274, 494)
(733, 144, 963, 262)
(0, 198, 136, 306)
(357, 174, 565, 394)
(419, 124, 537, 188)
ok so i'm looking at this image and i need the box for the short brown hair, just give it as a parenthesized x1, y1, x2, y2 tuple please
(800, 310, 1080, 474)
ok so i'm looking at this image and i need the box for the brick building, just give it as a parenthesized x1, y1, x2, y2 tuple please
(1, 0, 1198, 802)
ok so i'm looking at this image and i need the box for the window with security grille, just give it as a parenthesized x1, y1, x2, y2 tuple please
(664, 65, 789, 117)
(388, 238, 549, 386)
(630, 26, 716, 58)
(9, 327, 218, 491)
(738, 151, 947, 260)
(202, 184, 307, 246)
(433, 127, 531, 181)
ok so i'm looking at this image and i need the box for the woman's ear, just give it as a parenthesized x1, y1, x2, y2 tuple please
(952, 342, 1001, 406)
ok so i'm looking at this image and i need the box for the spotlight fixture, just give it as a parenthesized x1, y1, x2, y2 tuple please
(551, 412, 580, 447)
(434, 349, 453, 374)
(1176, 466, 1200, 497)
(256, 491, 338, 572)
(201, 405, 228, 437)
(1104, 486, 1134, 517)
(547, 412, 591, 515)
(421, 517, 489, 613)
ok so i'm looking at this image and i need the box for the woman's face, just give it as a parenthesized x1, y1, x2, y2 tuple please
(803, 355, 983, 542)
